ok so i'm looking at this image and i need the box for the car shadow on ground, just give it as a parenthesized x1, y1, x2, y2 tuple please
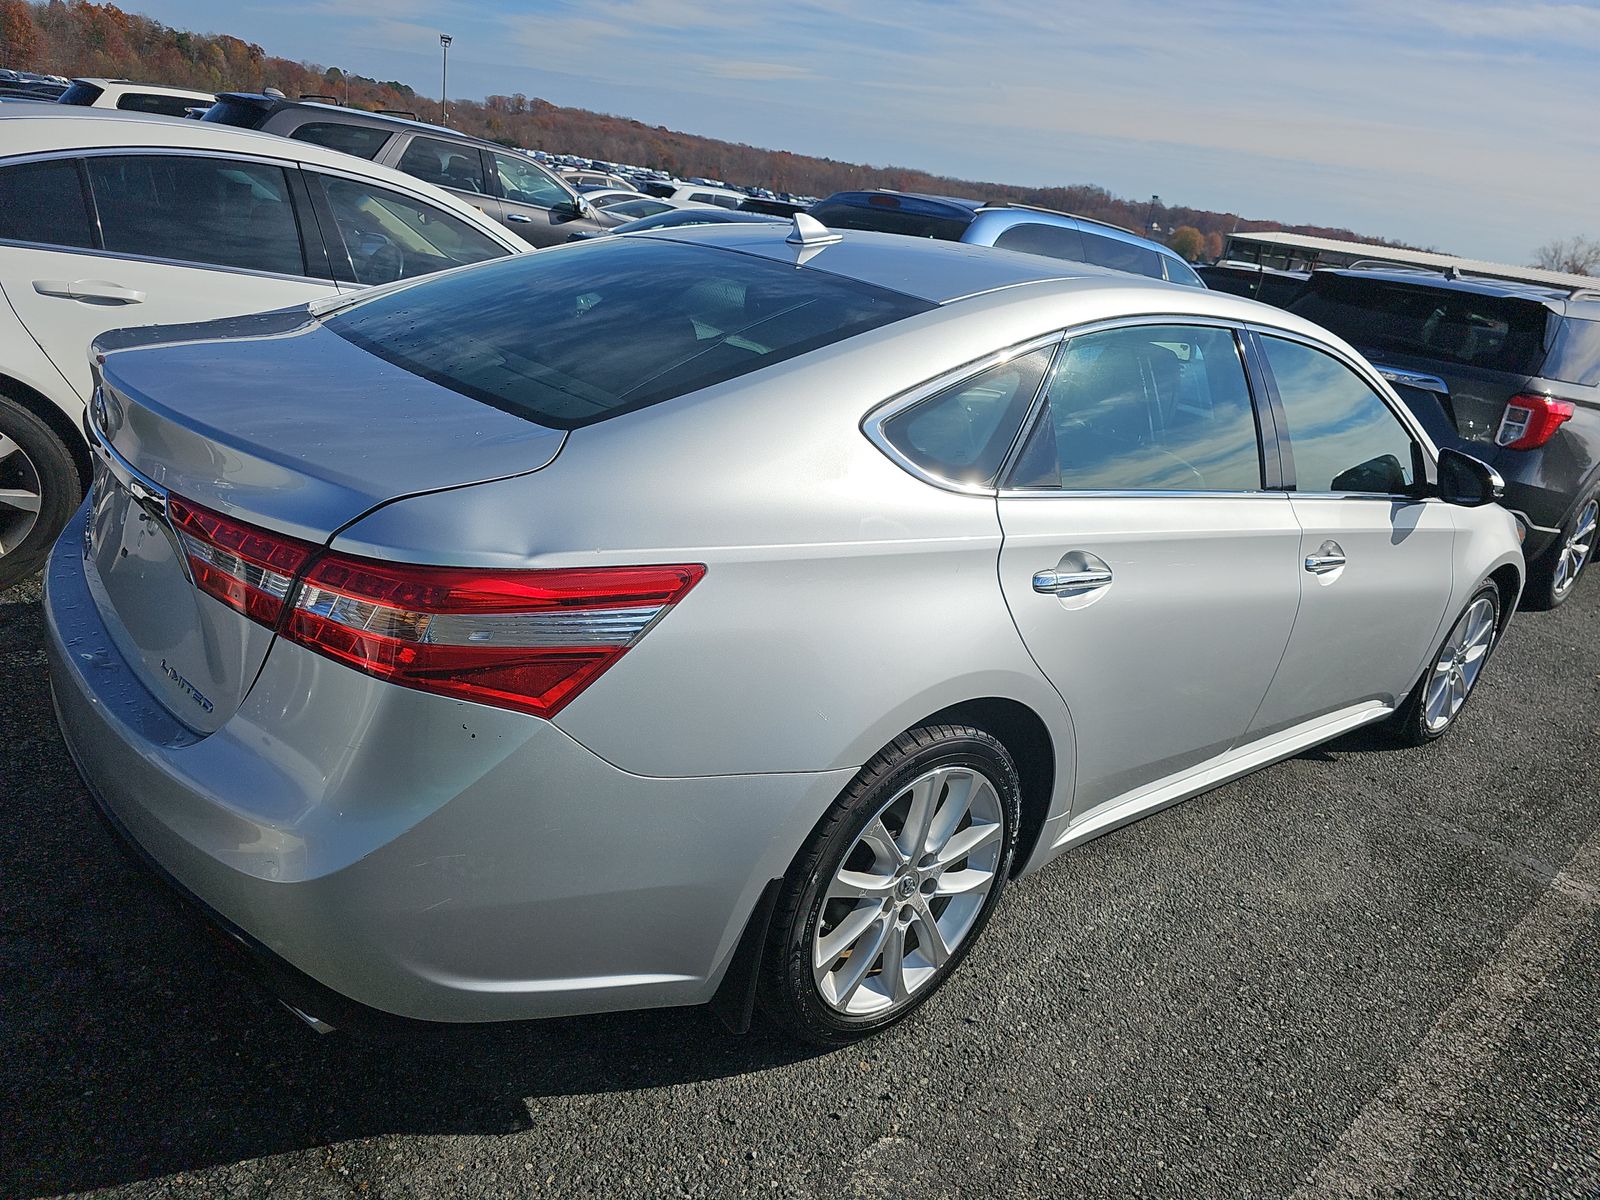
(0, 580, 822, 1197)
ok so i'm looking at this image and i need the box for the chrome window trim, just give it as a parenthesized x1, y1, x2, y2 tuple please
(861, 331, 1064, 496)
(996, 314, 1272, 498)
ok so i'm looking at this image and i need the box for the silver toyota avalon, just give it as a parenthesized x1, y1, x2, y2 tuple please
(45, 219, 1523, 1044)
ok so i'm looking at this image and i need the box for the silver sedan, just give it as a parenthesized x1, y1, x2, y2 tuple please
(45, 219, 1523, 1044)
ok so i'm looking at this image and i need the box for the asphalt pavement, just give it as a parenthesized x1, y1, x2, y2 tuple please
(2, 569, 1597, 1199)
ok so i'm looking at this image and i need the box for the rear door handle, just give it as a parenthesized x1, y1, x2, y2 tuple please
(505, 213, 533, 223)
(34, 279, 145, 305)
(1304, 540, 1347, 574)
(1032, 567, 1113, 594)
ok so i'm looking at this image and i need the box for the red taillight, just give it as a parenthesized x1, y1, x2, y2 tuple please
(280, 555, 705, 718)
(167, 497, 315, 627)
(1496, 393, 1574, 450)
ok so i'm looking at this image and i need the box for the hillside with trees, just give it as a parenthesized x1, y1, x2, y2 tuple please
(0, 0, 1416, 259)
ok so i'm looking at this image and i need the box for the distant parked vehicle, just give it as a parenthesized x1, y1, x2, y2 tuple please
(739, 196, 809, 217)
(0, 107, 523, 587)
(570, 206, 783, 239)
(0, 70, 68, 101)
(1289, 265, 1600, 607)
(809, 191, 1205, 287)
(200, 94, 625, 245)
(557, 167, 631, 190)
(641, 180, 748, 209)
(1196, 260, 1309, 307)
(58, 78, 215, 118)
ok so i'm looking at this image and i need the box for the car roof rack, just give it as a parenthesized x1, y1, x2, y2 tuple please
(991, 201, 1142, 239)
(376, 109, 418, 120)
(298, 93, 342, 105)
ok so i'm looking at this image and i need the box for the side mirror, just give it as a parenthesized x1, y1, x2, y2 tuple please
(553, 196, 596, 222)
(1436, 447, 1504, 507)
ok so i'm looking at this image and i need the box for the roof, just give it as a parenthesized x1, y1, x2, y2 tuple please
(73, 78, 214, 98)
(1228, 230, 1598, 293)
(1313, 268, 1600, 316)
(213, 92, 505, 149)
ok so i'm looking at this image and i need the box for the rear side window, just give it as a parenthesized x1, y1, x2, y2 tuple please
(1008, 324, 1262, 491)
(86, 155, 305, 275)
(1541, 317, 1600, 388)
(1260, 335, 1416, 494)
(199, 96, 273, 128)
(0, 158, 95, 248)
(315, 175, 508, 285)
(291, 122, 391, 160)
(57, 81, 104, 106)
(327, 238, 935, 428)
(1289, 275, 1547, 376)
(879, 348, 1054, 487)
(397, 136, 485, 194)
(991, 222, 1086, 264)
(1162, 256, 1204, 287)
(116, 92, 204, 117)
(1079, 231, 1164, 280)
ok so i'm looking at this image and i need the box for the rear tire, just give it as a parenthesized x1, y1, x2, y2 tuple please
(1385, 583, 1501, 747)
(1523, 490, 1598, 611)
(0, 395, 82, 590)
(758, 724, 1020, 1046)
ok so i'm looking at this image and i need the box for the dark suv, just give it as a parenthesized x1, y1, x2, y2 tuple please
(201, 94, 617, 246)
(1290, 266, 1600, 607)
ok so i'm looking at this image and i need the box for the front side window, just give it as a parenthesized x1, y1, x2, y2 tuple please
(0, 158, 95, 249)
(491, 152, 569, 209)
(879, 348, 1054, 487)
(397, 136, 485, 194)
(1008, 324, 1263, 491)
(1079, 230, 1164, 280)
(85, 155, 305, 275)
(326, 238, 934, 428)
(291, 122, 391, 160)
(1260, 335, 1417, 494)
(315, 175, 508, 285)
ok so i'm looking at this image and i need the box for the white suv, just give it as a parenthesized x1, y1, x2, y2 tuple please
(57, 78, 217, 119)
(0, 108, 526, 586)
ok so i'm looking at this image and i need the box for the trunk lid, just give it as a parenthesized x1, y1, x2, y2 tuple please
(85, 307, 565, 732)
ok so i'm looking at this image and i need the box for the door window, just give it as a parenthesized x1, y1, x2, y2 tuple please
(1008, 324, 1263, 491)
(1079, 230, 1163, 280)
(879, 348, 1055, 487)
(290, 122, 392, 160)
(1260, 335, 1417, 495)
(490, 153, 570, 209)
(397, 136, 486, 194)
(85, 154, 306, 276)
(115, 92, 205, 117)
(0, 158, 95, 248)
(314, 175, 508, 285)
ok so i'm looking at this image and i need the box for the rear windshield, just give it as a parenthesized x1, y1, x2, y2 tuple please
(57, 81, 104, 106)
(1290, 275, 1548, 376)
(199, 97, 271, 128)
(809, 197, 970, 242)
(326, 237, 935, 428)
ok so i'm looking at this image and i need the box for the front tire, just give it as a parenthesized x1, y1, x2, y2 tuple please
(1386, 584, 1501, 747)
(758, 725, 1020, 1046)
(0, 395, 82, 590)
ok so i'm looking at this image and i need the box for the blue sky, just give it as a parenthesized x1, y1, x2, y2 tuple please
(134, 0, 1599, 263)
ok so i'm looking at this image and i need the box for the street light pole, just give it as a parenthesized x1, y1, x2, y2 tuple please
(439, 34, 452, 122)
(1144, 194, 1161, 237)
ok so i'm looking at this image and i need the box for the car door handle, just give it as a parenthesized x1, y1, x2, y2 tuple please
(34, 279, 145, 304)
(504, 213, 533, 222)
(1304, 540, 1347, 574)
(1032, 567, 1113, 594)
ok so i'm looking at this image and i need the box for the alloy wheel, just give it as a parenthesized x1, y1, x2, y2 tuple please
(812, 764, 1004, 1016)
(0, 433, 43, 558)
(1422, 596, 1497, 734)
(1552, 499, 1598, 601)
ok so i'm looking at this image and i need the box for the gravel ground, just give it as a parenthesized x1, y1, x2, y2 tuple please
(2, 569, 1597, 1199)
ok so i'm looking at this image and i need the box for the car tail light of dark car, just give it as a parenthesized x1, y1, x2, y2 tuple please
(166, 495, 704, 718)
(1495, 393, 1575, 450)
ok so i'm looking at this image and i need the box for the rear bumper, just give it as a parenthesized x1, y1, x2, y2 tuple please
(45, 507, 849, 1023)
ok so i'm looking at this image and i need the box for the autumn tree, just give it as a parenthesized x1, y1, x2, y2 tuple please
(0, 0, 40, 67)
(1167, 225, 1205, 262)
(1204, 231, 1224, 261)
(1533, 236, 1600, 276)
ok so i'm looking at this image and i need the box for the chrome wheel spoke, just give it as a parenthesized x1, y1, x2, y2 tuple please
(925, 770, 978, 857)
(860, 817, 907, 870)
(832, 917, 891, 1008)
(0, 487, 40, 515)
(899, 772, 941, 860)
(934, 866, 994, 897)
(876, 922, 908, 1003)
(0, 434, 22, 465)
(814, 903, 883, 974)
(936, 820, 1001, 868)
(911, 902, 951, 967)
(827, 868, 895, 902)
